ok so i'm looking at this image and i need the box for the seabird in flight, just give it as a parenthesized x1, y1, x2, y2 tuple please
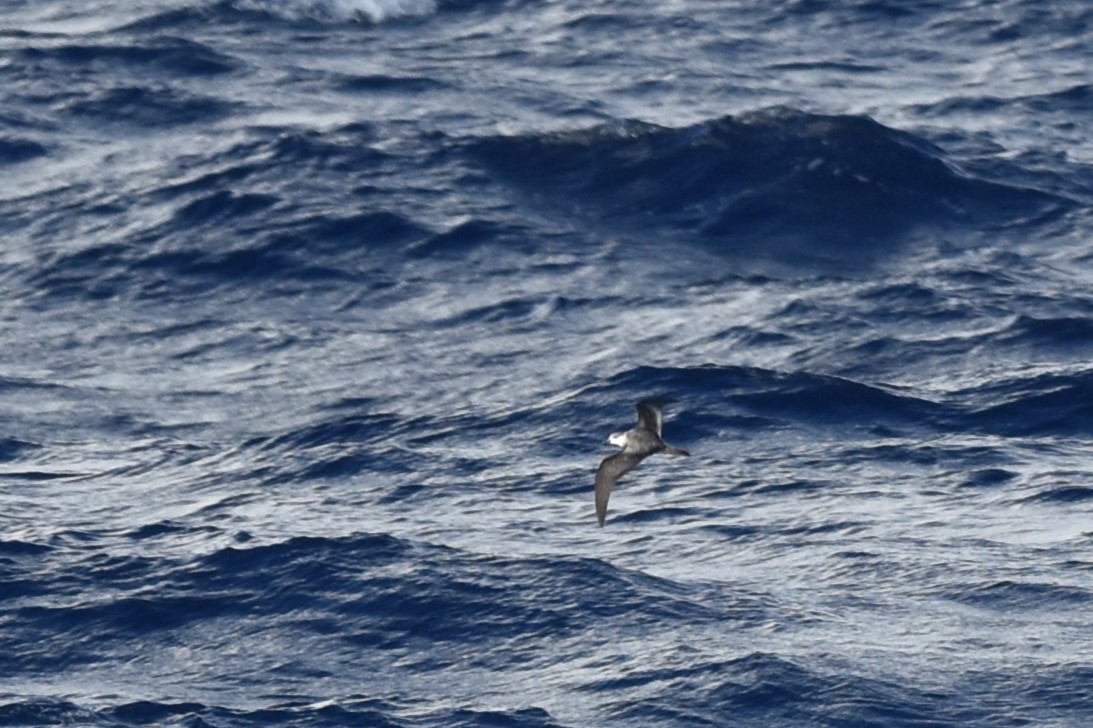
(595, 399, 690, 526)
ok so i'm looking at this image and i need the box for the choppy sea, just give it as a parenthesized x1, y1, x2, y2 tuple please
(2, 1, 1093, 726)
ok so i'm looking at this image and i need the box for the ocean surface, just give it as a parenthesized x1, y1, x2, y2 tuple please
(2, 1, 1092, 726)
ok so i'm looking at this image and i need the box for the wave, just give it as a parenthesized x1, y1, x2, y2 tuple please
(597, 649, 1018, 727)
(943, 579, 1091, 610)
(237, 408, 431, 483)
(993, 314, 1093, 347)
(113, 0, 449, 33)
(1025, 485, 1093, 503)
(0, 696, 411, 728)
(12, 36, 239, 76)
(23, 123, 428, 301)
(0, 531, 740, 677)
(958, 369, 1093, 437)
(0, 136, 48, 165)
(232, 0, 437, 23)
(0, 696, 568, 727)
(15, 101, 1078, 305)
(63, 85, 236, 127)
(594, 364, 948, 435)
(469, 107, 1072, 269)
(598, 360, 1093, 440)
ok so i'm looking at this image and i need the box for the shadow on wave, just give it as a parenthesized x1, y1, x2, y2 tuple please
(236, 405, 434, 483)
(602, 650, 1041, 727)
(25, 124, 432, 301)
(11, 36, 239, 76)
(0, 136, 48, 165)
(941, 579, 1091, 611)
(0, 532, 759, 676)
(956, 369, 1093, 437)
(0, 696, 410, 728)
(470, 107, 1071, 270)
(590, 363, 1093, 439)
(586, 364, 949, 438)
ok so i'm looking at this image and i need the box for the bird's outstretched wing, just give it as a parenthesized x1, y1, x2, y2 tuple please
(635, 400, 663, 436)
(595, 451, 644, 527)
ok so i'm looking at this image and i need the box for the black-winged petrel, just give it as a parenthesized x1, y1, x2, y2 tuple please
(595, 399, 689, 526)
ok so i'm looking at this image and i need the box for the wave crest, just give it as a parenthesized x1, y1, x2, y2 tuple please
(233, 0, 437, 23)
(470, 107, 1072, 269)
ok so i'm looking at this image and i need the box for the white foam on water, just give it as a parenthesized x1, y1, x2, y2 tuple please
(235, 0, 437, 23)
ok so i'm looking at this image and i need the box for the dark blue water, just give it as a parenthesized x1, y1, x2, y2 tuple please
(2, 1, 1092, 726)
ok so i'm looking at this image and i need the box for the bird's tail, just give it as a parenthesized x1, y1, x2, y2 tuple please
(664, 444, 690, 457)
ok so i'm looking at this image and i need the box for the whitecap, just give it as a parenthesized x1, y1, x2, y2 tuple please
(234, 0, 437, 23)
